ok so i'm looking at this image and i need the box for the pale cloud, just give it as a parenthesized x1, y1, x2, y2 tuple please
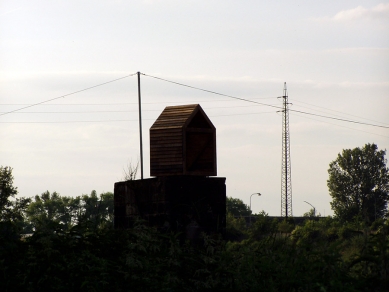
(314, 3, 389, 22)
(334, 3, 389, 21)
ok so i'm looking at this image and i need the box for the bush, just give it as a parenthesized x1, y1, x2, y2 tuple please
(225, 212, 246, 241)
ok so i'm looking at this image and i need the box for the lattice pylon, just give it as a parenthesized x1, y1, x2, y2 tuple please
(280, 82, 292, 217)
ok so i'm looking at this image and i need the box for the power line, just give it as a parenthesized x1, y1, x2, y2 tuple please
(3, 109, 387, 139)
(141, 73, 283, 110)
(0, 96, 277, 106)
(211, 111, 274, 117)
(0, 97, 277, 106)
(289, 109, 389, 129)
(290, 98, 389, 127)
(0, 104, 277, 114)
(1, 103, 141, 106)
(141, 72, 389, 129)
(1, 110, 160, 114)
(0, 73, 137, 117)
(2, 71, 388, 129)
(290, 103, 355, 121)
(0, 111, 276, 124)
(0, 119, 141, 124)
(292, 112, 389, 139)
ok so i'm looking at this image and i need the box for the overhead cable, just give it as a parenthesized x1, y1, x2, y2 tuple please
(2, 71, 388, 129)
(0, 111, 275, 123)
(291, 98, 388, 126)
(292, 112, 389, 139)
(289, 109, 389, 129)
(141, 73, 389, 129)
(141, 73, 283, 110)
(0, 72, 137, 117)
(0, 104, 276, 114)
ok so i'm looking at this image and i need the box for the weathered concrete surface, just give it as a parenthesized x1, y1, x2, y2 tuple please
(114, 176, 226, 238)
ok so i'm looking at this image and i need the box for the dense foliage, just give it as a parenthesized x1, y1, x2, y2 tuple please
(24, 190, 113, 233)
(226, 197, 251, 217)
(0, 166, 31, 223)
(1, 166, 389, 291)
(328, 143, 389, 224)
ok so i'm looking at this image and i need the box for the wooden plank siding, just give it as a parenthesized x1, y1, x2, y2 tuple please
(150, 104, 217, 176)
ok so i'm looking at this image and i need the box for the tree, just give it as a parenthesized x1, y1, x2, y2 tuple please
(226, 197, 251, 217)
(0, 166, 18, 219)
(123, 161, 139, 181)
(328, 143, 389, 224)
(78, 190, 114, 229)
(26, 191, 71, 232)
(303, 208, 321, 218)
(26, 190, 114, 232)
(98, 192, 114, 228)
(0, 166, 30, 223)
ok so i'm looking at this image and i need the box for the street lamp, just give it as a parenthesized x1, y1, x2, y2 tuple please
(304, 201, 316, 217)
(250, 193, 261, 225)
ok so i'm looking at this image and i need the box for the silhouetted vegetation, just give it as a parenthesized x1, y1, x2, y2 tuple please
(1, 161, 389, 291)
(328, 143, 388, 224)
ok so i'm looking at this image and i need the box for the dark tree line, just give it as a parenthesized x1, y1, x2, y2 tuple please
(0, 166, 113, 235)
(0, 143, 388, 291)
(24, 190, 114, 233)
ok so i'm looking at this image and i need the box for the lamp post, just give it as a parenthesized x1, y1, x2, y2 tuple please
(250, 193, 261, 225)
(304, 201, 316, 217)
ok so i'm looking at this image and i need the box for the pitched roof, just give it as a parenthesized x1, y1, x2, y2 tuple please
(150, 104, 214, 130)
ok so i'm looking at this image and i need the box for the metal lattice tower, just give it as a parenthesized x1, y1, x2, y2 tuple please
(279, 82, 292, 217)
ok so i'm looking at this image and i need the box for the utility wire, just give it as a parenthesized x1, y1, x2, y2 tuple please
(0, 104, 277, 114)
(290, 102, 361, 123)
(141, 72, 389, 129)
(0, 73, 137, 117)
(0, 111, 276, 123)
(1, 103, 139, 106)
(2, 71, 387, 129)
(289, 109, 389, 129)
(0, 119, 142, 124)
(141, 73, 283, 110)
(0, 96, 277, 106)
(1, 110, 161, 114)
(3, 110, 386, 139)
(292, 112, 389, 139)
(291, 98, 388, 126)
(212, 111, 274, 117)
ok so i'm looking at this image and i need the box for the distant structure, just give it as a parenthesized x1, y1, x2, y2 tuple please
(114, 104, 226, 239)
(279, 83, 292, 217)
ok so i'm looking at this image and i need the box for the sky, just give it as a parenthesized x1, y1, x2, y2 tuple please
(1, 0, 388, 216)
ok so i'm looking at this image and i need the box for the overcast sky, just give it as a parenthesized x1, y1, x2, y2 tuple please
(1, 0, 388, 216)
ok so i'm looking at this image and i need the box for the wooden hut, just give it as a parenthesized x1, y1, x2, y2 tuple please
(150, 104, 217, 176)
(114, 104, 226, 236)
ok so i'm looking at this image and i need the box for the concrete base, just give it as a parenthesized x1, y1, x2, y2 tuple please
(114, 176, 226, 238)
